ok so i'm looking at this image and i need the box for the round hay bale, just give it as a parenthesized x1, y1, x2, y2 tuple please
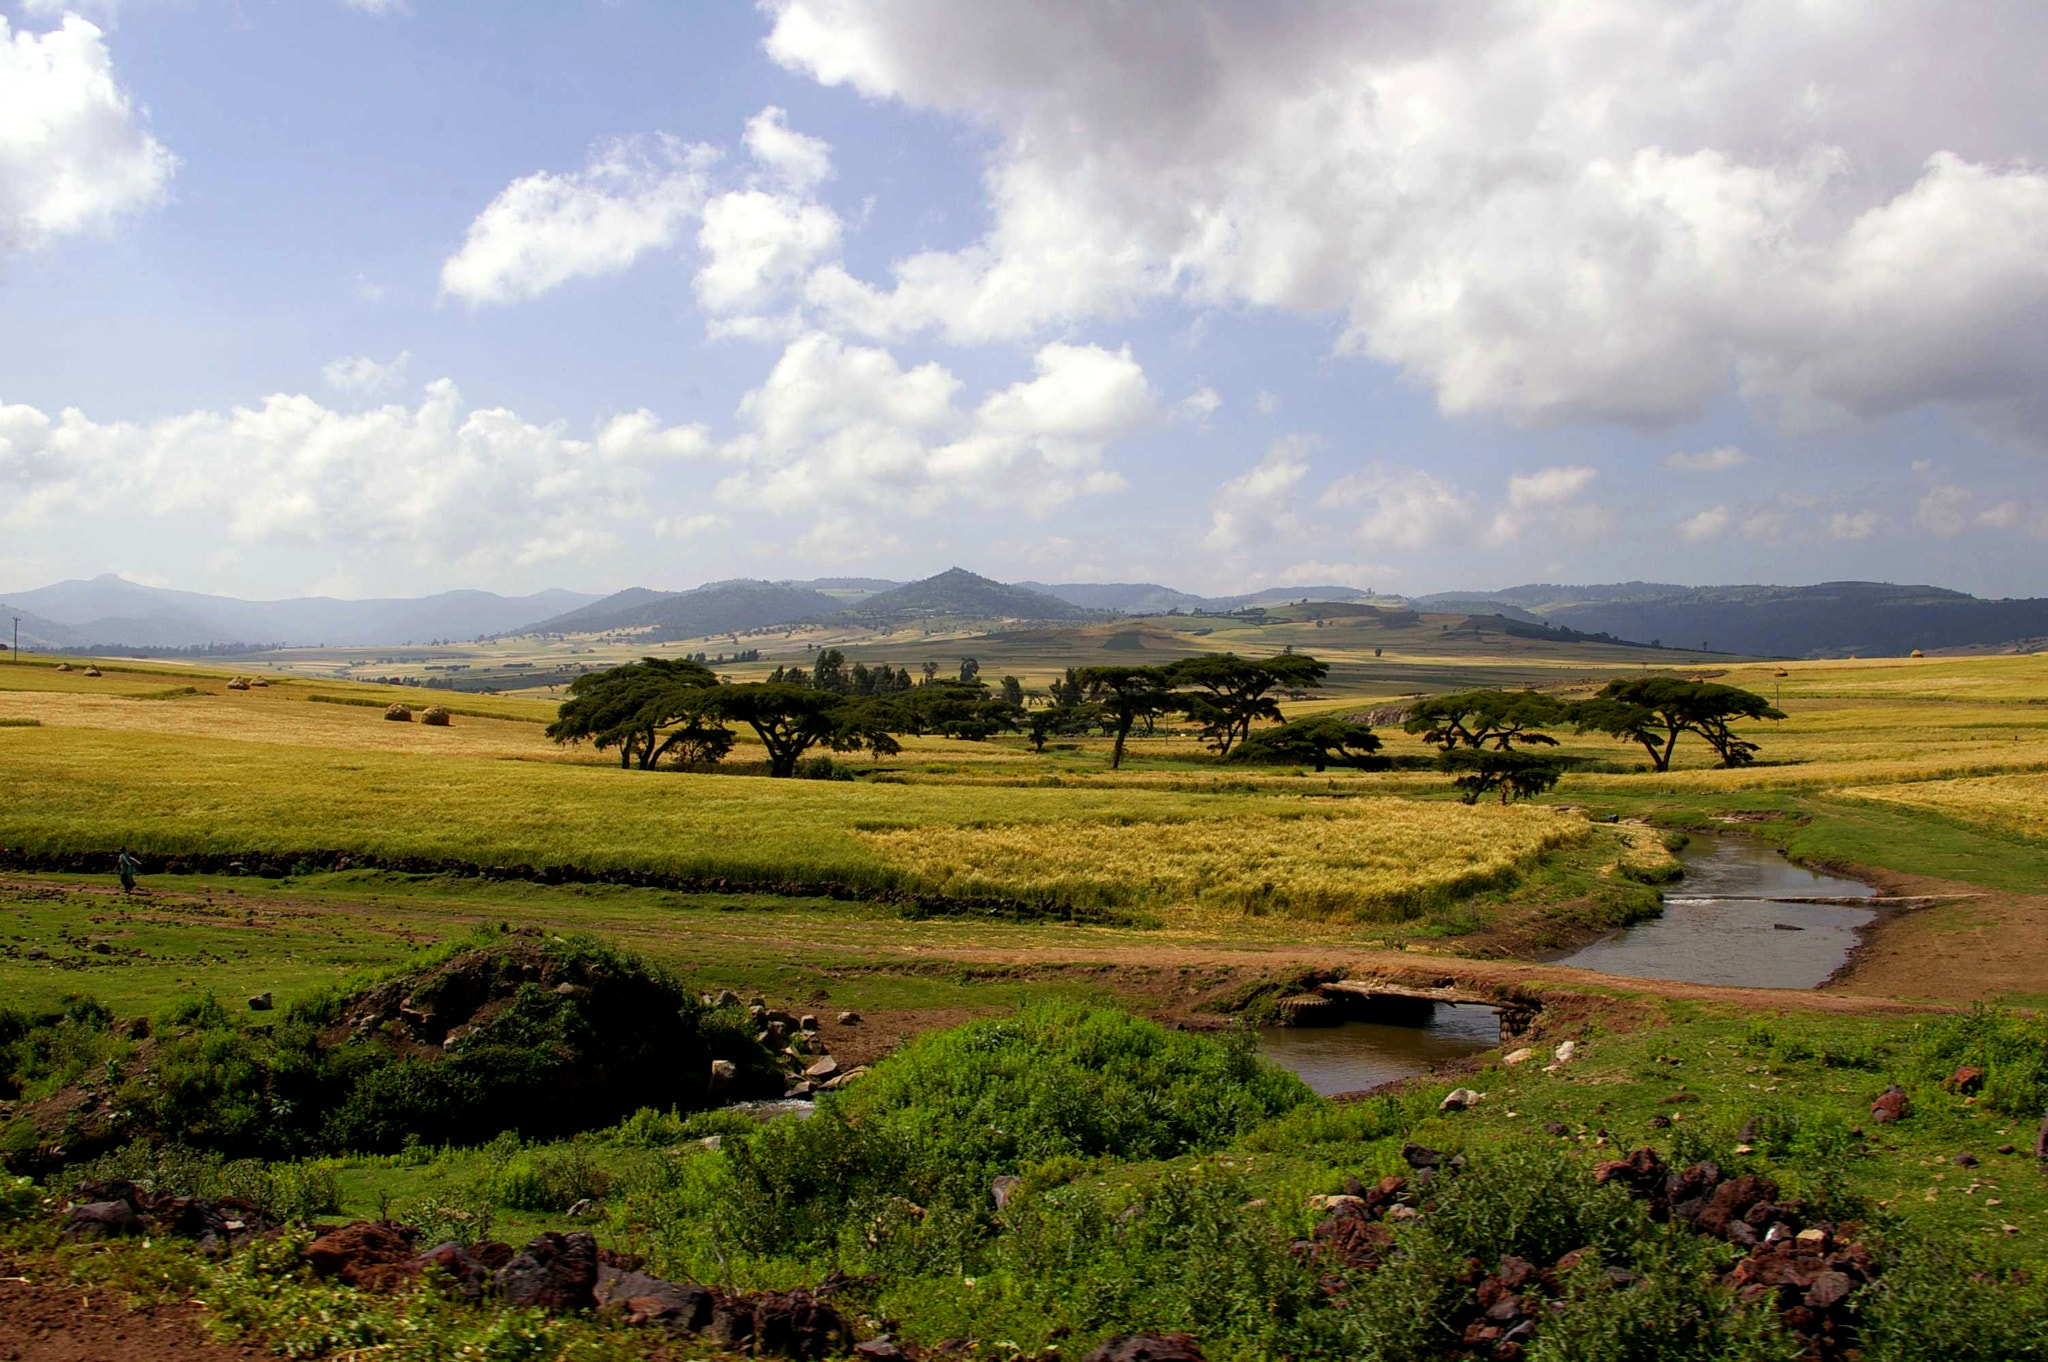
(384, 703, 414, 722)
(250, 678, 270, 688)
(226, 676, 251, 691)
(83, 666, 102, 677)
(55, 662, 73, 672)
(1910, 648, 1925, 658)
(420, 705, 451, 727)
(1773, 668, 1790, 678)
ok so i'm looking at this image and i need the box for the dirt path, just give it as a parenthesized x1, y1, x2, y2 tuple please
(1819, 866, 2048, 1005)
(0, 1259, 261, 1362)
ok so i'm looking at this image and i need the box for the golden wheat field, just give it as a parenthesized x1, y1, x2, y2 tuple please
(855, 800, 1587, 920)
(1838, 771, 2048, 842)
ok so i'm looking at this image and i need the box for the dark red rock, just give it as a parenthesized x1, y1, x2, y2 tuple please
(1805, 1270, 1854, 1310)
(1870, 1085, 1910, 1124)
(594, 1265, 713, 1331)
(707, 1288, 855, 1359)
(1946, 1065, 1986, 1094)
(303, 1221, 419, 1290)
(411, 1242, 493, 1301)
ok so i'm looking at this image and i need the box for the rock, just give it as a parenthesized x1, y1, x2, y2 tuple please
(1542, 1121, 1568, 1137)
(1502, 1047, 1535, 1066)
(821, 1066, 869, 1090)
(1805, 1270, 1854, 1310)
(247, 992, 272, 1011)
(1385, 1204, 1421, 1223)
(785, 1080, 817, 1099)
(410, 1242, 493, 1301)
(706, 1287, 852, 1359)
(1647, 1115, 1671, 1129)
(304, 1221, 419, 1290)
(1307, 1193, 1366, 1212)
(1553, 1040, 1577, 1064)
(799, 1014, 819, 1031)
(593, 1265, 713, 1331)
(700, 1135, 723, 1151)
(805, 1056, 840, 1081)
(1870, 1085, 1910, 1124)
(855, 1337, 909, 1360)
(992, 1174, 1024, 1210)
(709, 1058, 737, 1094)
(470, 1240, 515, 1270)
(837, 1011, 861, 1026)
(498, 1231, 599, 1311)
(60, 1200, 144, 1242)
(1946, 1065, 1987, 1094)
(714, 989, 741, 1008)
(1401, 1142, 1443, 1170)
(565, 1198, 596, 1220)
(1954, 1152, 1979, 1167)
(1439, 1087, 1482, 1112)
(1083, 1334, 1206, 1362)
(122, 1016, 150, 1040)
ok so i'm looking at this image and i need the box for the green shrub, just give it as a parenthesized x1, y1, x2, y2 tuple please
(1859, 1237, 2048, 1361)
(492, 1143, 612, 1211)
(1915, 1006, 2048, 1118)
(0, 1175, 40, 1223)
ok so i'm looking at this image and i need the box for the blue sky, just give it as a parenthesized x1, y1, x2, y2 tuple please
(4, 0, 2046, 601)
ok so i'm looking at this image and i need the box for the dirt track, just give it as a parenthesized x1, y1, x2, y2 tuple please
(0, 1260, 258, 1362)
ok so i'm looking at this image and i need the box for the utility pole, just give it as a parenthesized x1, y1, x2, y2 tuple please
(9, 616, 16, 663)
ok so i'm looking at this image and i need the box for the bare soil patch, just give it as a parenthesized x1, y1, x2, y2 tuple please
(0, 1257, 260, 1362)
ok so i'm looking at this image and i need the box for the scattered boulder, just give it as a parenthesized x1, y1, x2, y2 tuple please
(709, 1058, 737, 1095)
(705, 1287, 851, 1359)
(837, 1011, 861, 1026)
(60, 1199, 144, 1242)
(1502, 1048, 1535, 1066)
(1439, 1087, 1482, 1112)
(247, 992, 272, 1011)
(594, 1265, 713, 1332)
(1945, 1065, 1986, 1094)
(1870, 1085, 1910, 1125)
(1954, 1152, 1979, 1168)
(304, 1221, 419, 1290)
(991, 1175, 1023, 1210)
(1083, 1335, 1205, 1362)
(421, 706, 452, 726)
(714, 989, 740, 1009)
(384, 703, 413, 722)
(410, 1242, 494, 1301)
(498, 1231, 600, 1311)
(1401, 1142, 1443, 1170)
(805, 1056, 840, 1082)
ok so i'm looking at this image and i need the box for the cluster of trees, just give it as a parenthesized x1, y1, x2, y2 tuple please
(548, 652, 1783, 793)
(1403, 679, 1785, 803)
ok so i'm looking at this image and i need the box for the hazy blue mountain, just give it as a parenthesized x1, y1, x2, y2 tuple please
(0, 574, 601, 647)
(843, 568, 1097, 621)
(521, 580, 843, 640)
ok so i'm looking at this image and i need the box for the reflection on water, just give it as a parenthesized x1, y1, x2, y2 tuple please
(1558, 832, 1877, 989)
(1259, 1009, 1499, 1096)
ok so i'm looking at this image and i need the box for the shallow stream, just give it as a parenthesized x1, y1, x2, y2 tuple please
(1257, 1009, 1499, 1096)
(1558, 832, 1877, 989)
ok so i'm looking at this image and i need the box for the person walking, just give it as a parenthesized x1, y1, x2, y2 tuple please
(117, 846, 137, 895)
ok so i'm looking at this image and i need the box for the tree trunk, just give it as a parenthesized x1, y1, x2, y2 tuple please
(1110, 719, 1133, 769)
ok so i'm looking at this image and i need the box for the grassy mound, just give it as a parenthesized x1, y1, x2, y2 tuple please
(0, 931, 778, 1171)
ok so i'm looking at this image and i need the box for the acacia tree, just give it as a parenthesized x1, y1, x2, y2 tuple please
(1404, 690, 1570, 751)
(1437, 748, 1564, 804)
(1235, 716, 1383, 772)
(1026, 702, 1097, 752)
(546, 657, 724, 770)
(1076, 665, 1181, 770)
(1170, 653, 1329, 756)
(1573, 678, 1785, 770)
(700, 683, 907, 777)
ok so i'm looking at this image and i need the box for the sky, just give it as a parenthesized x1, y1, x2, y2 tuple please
(3, 0, 2047, 603)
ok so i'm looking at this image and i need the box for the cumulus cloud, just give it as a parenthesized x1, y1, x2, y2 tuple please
(1678, 505, 1731, 543)
(716, 332, 1155, 512)
(695, 189, 842, 313)
(1, 14, 176, 250)
(761, 1, 2048, 446)
(440, 135, 714, 305)
(0, 383, 709, 577)
(1324, 467, 1475, 551)
(1492, 464, 1606, 543)
(1666, 447, 1750, 473)
(321, 350, 411, 398)
(1915, 485, 1975, 538)
(1830, 510, 1882, 541)
(742, 105, 832, 193)
(1203, 433, 1315, 553)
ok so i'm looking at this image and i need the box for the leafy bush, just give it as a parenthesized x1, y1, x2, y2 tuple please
(492, 1143, 612, 1211)
(717, 1004, 1310, 1255)
(1915, 1006, 2048, 1118)
(0, 1174, 40, 1223)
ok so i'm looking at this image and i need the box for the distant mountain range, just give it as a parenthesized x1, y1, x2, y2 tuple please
(0, 574, 599, 650)
(8, 570, 2044, 659)
(1416, 581, 2048, 658)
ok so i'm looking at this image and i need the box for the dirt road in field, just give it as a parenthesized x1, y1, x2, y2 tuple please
(0, 1258, 261, 1362)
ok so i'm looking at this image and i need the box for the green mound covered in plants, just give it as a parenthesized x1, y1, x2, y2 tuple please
(0, 931, 778, 1171)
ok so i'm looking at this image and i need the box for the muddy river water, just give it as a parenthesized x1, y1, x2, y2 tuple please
(1256, 832, 1878, 1094)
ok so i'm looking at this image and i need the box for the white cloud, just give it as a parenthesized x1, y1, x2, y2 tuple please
(1254, 389, 1280, 416)
(0, 382, 709, 577)
(695, 188, 842, 313)
(1203, 433, 1314, 553)
(1678, 505, 1731, 543)
(716, 332, 1154, 513)
(1506, 465, 1597, 509)
(1324, 467, 1475, 550)
(321, 350, 411, 398)
(19, 0, 122, 21)
(1830, 510, 1882, 541)
(1176, 385, 1222, 421)
(1, 14, 175, 250)
(762, 1, 2048, 447)
(440, 135, 714, 306)
(742, 105, 832, 194)
(340, 0, 412, 14)
(1665, 446, 1750, 473)
(1915, 485, 1974, 537)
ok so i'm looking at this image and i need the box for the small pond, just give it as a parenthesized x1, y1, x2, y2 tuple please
(1258, 1008, 1500, 1097)
(1558, 832, 1877, 989)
